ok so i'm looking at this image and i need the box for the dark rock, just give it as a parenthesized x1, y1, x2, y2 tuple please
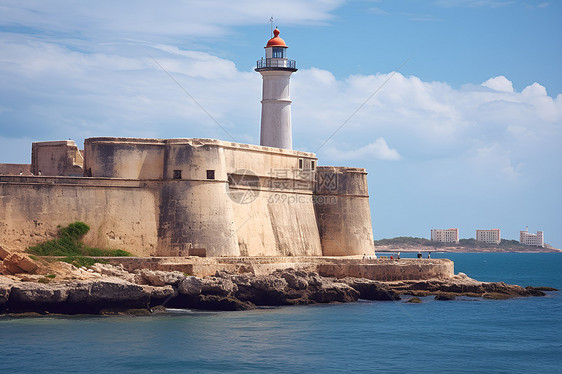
(98, 308, 151, 316)
(63, 279, 149, 313)
(142, 285, 176, 299)
(195, 295, 255, 311)
(235, 276, 289, 305)
(202, 277, 238, 297)
(0, 276, 13, 310)
(278, 270, 309, 290)
(524, 286, 549, 296)
(5, 278, 150, 314)
(178, 276, 203, 295)
(482, 292, 513, 300)
(9, 282, 70, 311)
(407, 297, 422, 303)
(150, 305, 168, 314)
(308, 280, 359, 303)
(135, 269, 185, 287)
(434, 293, 456, 301)
(342, 278, 401, 301)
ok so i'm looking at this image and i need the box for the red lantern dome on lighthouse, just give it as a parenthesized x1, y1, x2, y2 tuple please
(266, 28, 288, 48)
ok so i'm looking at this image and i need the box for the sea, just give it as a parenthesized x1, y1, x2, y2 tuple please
(1, 253, 561, 374)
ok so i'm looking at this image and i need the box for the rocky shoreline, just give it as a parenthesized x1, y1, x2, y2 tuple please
(0, 263, 556, 316)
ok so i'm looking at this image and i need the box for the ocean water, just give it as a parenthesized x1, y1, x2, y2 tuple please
(1, 253, 561, 374)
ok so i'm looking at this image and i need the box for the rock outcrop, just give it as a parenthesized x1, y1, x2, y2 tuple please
(173, 270, 359, 310)
(0, 265, 555, 315)
(4, 277, 150, 313)
(1, 253, 39, 275)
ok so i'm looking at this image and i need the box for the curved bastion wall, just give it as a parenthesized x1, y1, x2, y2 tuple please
(0, 138, 376, 258)
(314, 166, 375, 256)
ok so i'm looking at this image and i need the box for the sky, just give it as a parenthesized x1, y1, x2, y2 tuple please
(1, 0, 561, 247)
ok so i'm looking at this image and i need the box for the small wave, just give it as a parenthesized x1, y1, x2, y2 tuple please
(164, 308, 195, 314)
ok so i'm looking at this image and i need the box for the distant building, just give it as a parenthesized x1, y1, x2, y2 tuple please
(520, 227, 544, 247)
(431, 228, 459, 244)
(476, 229, 501, 245)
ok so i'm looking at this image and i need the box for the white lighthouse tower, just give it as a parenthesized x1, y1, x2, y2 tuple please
(255, 28, 297, 150)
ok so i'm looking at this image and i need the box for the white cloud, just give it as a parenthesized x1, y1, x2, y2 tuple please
(1, 4, 561, 198)
(434, 0, 513, 8)
(1, 37, 560, 189)
(368, 7, 389, 15)
(324, 138, 401, 161)
(0, 0, 344, 40)
(482, 76, 514, 92)
(468, 143, 522, 179)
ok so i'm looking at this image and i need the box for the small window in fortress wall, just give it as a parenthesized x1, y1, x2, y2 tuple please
(173, 170, 182, 179)
(311, 160, 316, 170)
(298, 158, 303, 169)
(206, 170, 215, 180)
(190, 248, 206, 257)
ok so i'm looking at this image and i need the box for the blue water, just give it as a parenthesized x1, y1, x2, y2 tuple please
(1, 253, 561, 373)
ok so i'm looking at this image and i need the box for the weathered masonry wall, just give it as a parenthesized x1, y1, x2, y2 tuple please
(223, 142, 322, 257)
(1, 138, 377, 258)
(314, 166, 374, 256)
(0, 176, 160, 256)
(316, 259, 454, 281)
(84, 138, 164, 179)
(82, 137, 323, 258)
(106, 257, 455, 280)
(32, 140, 84, 176)
(0, 164, 32, 176)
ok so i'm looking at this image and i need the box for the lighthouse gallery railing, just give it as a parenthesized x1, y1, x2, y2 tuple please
(256, 58, 297, 69)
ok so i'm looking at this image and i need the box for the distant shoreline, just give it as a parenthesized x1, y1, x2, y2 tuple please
(375, 244, 561, 254)
(373, 237, 561, 253)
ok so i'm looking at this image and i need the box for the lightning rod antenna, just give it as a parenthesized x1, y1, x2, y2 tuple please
(268, 16, 275, 37)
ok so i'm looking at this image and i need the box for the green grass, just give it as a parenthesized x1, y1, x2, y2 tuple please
(26, 222, 132, 267)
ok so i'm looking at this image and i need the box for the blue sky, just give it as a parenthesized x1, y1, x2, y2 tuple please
(1, 0, 561, 247)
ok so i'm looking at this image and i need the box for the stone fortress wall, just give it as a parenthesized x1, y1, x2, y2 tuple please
(0, 137, 375, 258)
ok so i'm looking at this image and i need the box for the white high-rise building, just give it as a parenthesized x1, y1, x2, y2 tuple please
(255, 28, 297, 150)
(476, 229, 501, 244)
(431, 228, 459, 244)
(520, 227, 544, 247)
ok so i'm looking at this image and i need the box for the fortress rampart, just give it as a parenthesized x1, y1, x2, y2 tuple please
(0, 137, 375, 258)
(101, 256, 455, 280)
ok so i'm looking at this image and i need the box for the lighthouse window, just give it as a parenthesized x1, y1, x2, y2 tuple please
(272, 47, 285, 58)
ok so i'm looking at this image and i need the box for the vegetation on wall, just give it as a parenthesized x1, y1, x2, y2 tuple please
(27, 222, 132, 267)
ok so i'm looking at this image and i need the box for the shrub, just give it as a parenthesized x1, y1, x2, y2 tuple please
(26, 222, 132, 267)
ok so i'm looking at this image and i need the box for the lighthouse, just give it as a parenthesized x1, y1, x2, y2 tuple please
(255, 28, 297, 149)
